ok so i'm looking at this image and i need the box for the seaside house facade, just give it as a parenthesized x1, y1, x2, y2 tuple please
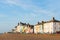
(11, 17, 60, 34)
(12, 22, 34, 33)
(34, 17, 60, 34)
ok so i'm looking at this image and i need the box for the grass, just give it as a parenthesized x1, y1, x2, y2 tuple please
(0, 33, 60, 40)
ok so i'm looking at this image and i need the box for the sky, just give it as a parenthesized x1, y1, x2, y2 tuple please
(0, 0, 60, 33)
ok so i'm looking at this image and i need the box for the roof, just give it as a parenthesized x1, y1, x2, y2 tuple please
(20, 22, 27, 25)
(35, 17, 60, 25)
(46, 17, 60, 22)
(16, 22, 34, 28)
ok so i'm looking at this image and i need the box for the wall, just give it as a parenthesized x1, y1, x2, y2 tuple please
(53, 22, 60, 33)
(19, 25, 33, 33)
(44, 22, 53, 33)
(34, 24, 43, 34)
(15, 25, 20, 32)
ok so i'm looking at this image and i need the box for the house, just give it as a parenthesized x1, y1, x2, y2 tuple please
(12, 23, 20, 33)
(34, 21, 43, 34)
(34, 17, 60, 34)
(10, 17, 60, 34)
(12, 22, 34, 33)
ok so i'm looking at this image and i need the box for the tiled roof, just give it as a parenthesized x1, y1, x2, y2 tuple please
(20, 22, 27, 25)
(46, 17, 60, 22)
(16, 22, 34, 28)
(35, 17, 60, 25)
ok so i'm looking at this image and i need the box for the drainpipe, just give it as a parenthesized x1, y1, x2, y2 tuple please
(42, 21, 44, 33)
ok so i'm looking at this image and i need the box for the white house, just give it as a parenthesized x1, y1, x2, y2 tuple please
(34, 17, 60, 34)
(9, 17, 60, 34)
(12, 22, 34, 33)
(12, 23, 20, 33)
(34, 23, 43, 34)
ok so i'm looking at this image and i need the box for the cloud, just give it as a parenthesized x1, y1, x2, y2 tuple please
(0, 0, 33, 9)
(0, 0, 54, 15)
(0, 0, 59, 19)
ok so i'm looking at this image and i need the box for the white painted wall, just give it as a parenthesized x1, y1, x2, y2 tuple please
(20, 25, 34, 33)
(53, 22, 60, 32)
(44, 22, 53, 33)
(16, 25, 20, 32)
(34, 22, 60, 34)
(34, 25, 43, 34)
(19, 24, 23, 33)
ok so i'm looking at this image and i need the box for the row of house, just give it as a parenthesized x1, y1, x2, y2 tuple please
(11, 22, 34, 33)
(10, 17, 60, 34)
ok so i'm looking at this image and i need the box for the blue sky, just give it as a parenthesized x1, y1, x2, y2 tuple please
(0, 0, 60, 33)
